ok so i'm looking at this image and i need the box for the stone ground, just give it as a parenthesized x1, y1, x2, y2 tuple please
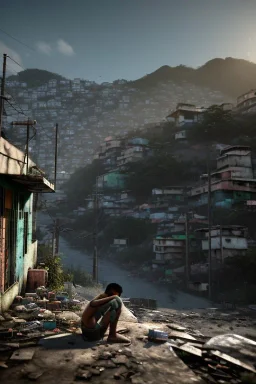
(0, 315, 206, 384)
(0, 289, 256, 383)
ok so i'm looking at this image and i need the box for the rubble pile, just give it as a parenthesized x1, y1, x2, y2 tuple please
(131, 307, 256, 384)
(0, 295, 255, 383)
(0, 287, 84, 354)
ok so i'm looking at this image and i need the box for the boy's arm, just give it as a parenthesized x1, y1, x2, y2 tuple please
(90, 295, 118, 308)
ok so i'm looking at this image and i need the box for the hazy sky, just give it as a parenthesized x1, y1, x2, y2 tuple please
(0, 0, 256, 82)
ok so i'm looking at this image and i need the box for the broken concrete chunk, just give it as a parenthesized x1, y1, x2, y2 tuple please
(10, 348, 36, 361)
(167, 323, 187, 332)
(168, 330, 197, 341)
(203, 333, 256, 368)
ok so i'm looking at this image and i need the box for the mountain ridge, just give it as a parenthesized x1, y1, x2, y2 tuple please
(7, 57, 256, 98)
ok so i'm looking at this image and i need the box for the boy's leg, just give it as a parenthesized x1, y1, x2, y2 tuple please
(99, 297, 130, 343)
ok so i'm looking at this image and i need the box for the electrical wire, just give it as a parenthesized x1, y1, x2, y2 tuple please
(0, 27, 36, 51)
(7, 55, 24, 70)
(5, 99, 37, 143)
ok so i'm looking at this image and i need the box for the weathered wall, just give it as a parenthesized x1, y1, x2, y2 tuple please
(16, 193, 34, 290)
(202, 237, 248, 250)
(0, 282, 19, 313)
(0, 138, 35, 175)
(23, 240, 38, 292)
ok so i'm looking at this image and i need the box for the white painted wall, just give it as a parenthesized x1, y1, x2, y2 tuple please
(202, 237, 247, 250)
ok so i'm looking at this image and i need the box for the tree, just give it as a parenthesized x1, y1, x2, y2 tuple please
(188, 105, 235, 143)
(63, 159, 105, 208)
(124, 154, 196, 202)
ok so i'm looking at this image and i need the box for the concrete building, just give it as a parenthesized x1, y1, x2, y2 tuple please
(95, 137, 123, 171)
(236, 90, 256, 114)
(0, 137, 54, 312)
(196, 225, 248, 265)
(117, 137, 150, 167)
(152, 235, 185, 269)
(189, 146, 256, 208)
(166, 103, 205, 141)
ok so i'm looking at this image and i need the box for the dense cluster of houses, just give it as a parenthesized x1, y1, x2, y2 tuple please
(83, 90, 256, 288)
(2, 76, 231, 190)
(3, 71, 256, 293)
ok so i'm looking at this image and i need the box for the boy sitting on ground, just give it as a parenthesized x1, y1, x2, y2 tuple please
(81, 283, 130, 343)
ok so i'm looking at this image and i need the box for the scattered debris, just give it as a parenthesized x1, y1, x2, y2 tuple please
(10, 348, 36, 361)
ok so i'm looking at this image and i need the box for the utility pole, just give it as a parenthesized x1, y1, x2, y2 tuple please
(185, 212, 190, 288)
(0, 53, 7, 138)
(52, 220, 56, 257)
(207, 156, 212, 300)
(11, 120, 36, 173)
(220, 225, 223, 264)
(55, 218, 60, 255)
(92, 178, 99, 283)
(54, 123, 58, 189)
(26, 119, 30, 175)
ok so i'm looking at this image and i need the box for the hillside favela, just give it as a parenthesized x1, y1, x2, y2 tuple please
(0, 1, 256, 383)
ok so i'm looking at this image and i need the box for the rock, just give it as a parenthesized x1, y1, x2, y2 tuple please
(98, 351, 113, 360)
(93, 360, 116, 369)
(27, 371, 43, 380)
(0, 361, 8, 369)
(89, 368, 101, 376)
(75, 369, 92, 381)
(112, 355, 129, 366)
(12, 318, 27, 325)
(2, 312, 13, 320)
(14, 305, 27, 313)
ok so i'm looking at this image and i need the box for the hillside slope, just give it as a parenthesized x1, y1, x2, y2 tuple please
(7, 69, 66, 88)
(130, 58, 256, 98)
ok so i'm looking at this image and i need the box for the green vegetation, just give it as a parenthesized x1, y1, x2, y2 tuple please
(124, 153, 198, 202)
(216, 249, 256, 304)
(38, 244, 71, 291)
(115, 244, 154, 266)
(64, 266, 97, 287)
(188, 105, 256, 147)
(63, 160, 104, 209)
(8, 69, 66, 88)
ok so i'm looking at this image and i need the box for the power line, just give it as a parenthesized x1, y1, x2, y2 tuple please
(5, 99, 25, 116)
(5, 99, 37, 143)
(5, 94, 53, 141)
(0, 27, 36, 52)
(7, 55, 24, 70)
(6, 64, 19, 75)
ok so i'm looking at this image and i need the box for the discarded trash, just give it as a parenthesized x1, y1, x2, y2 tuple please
(42, 320, 57, 330)
(19, 321, 42, 331)
(148, 329, 168, 342)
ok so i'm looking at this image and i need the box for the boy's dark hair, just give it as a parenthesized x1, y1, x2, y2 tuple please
(105, 283, 123, 296)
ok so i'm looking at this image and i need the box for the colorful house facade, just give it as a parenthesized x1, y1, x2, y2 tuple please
(0, 138, 54, 312)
